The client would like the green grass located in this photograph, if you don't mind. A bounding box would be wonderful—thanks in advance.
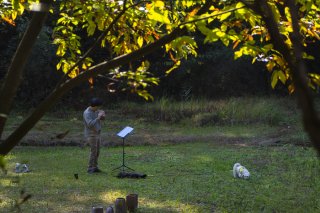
[1,96,318,212]
[1,143,320,212]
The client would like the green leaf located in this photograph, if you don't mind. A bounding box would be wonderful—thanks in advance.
[302,52,315,60]
[278,70,287,84]
[11,0,19,10]
[0,155,6,173]
[87,21,96,36]
[137,90,154,101]
[262,44,273,52]
[271,70,279,88]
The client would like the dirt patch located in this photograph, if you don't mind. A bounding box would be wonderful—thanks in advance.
[12,131,311,148]
[3,124,310,148]
[17,133,250,147]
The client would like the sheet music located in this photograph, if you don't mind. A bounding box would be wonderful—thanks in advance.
[117,126,134,138]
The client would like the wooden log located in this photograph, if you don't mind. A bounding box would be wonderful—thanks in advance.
[115,198,126,213]
[126,194,138,212]
[106,206,114,213]
[91,206,104,213]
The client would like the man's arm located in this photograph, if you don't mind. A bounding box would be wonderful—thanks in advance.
[84,111,101,128]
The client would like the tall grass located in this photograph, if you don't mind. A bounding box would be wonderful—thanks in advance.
[114,96,300,126]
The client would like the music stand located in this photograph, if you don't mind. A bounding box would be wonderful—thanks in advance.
[113,126,135,172]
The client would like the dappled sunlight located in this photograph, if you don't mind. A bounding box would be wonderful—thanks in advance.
[194,155,213,163]
[140,197,201,212]
[67,192,91,203]
[22,199,89,213]
[2,154,15,161]
[100,189,127,204]
[0,195,13,210]
[0,178,14,187]
[100,190,202,212]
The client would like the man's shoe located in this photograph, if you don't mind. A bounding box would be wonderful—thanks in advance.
[87,169,94,174]
[87,168,96,174]
[93,168,102,173]
[87,168,102,174]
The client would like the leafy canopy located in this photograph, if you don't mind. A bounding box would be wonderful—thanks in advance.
[1,0,320,98]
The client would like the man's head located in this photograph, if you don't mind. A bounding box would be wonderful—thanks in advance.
[90,97,103,111]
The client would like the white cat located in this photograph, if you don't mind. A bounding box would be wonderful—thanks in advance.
[233,163,250,179]
[15,163,30,173]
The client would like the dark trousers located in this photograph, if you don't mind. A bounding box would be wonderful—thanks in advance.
[87,136,100,170]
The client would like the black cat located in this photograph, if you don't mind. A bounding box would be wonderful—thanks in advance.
[117,171,147,179]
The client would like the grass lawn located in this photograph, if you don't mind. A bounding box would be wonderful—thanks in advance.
[1,97,320,212]
[1,142,320,212]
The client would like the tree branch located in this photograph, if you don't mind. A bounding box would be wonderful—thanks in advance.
[179,5,246,26]
[0,0,214,155]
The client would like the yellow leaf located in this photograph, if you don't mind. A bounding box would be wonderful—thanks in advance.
[154,1,165,8]
[220,12,231,21]
[147,10,170,24]
[18,3,24,14]
[288,84,295,94]
[236,2,245,9]
[137,36,143,48]
[165,44,171,52]
[284,7,291,23]
[234,50,242,59]
[311,78,320,86]
[266,61,276,72]
[11,11,17,20]
[56,44,65,56]
[216,31,226,37]
[166,60,181,75]
[68,68,79,78]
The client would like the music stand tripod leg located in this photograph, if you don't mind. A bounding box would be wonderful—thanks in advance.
[112,137,135,172]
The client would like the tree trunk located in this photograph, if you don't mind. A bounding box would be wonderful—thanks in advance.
[256,0,320,154]
[0,0,51,140]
